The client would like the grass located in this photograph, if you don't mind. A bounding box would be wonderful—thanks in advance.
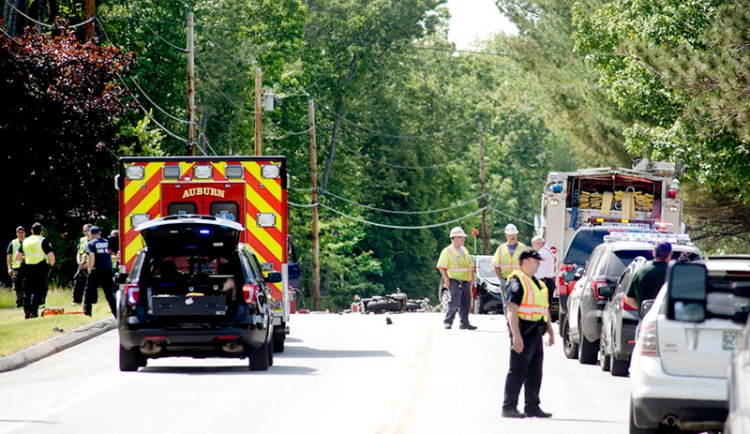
[0,287,113,357]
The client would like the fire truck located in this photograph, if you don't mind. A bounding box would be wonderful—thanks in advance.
[116,156,293,352]
[535,159,684,264]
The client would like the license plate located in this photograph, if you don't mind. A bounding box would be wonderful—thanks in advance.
[723,331,739,350]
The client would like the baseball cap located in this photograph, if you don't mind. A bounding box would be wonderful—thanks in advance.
[16,226,25,233]
[90,226,101,234]
[504,223,519,235]
[519,248,542,262]
[654,241,672,258]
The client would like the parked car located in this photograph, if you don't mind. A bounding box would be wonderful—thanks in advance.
[556,225,659,332]
[724,257,750,434]
[599,256,647,376]
[630,256,750,433]
[563,236,700,364]
[116,215,277,372]
[472,255,504,314]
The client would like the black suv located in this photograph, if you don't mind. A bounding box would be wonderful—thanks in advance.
[563,238,700,364]
[116,216,278,372]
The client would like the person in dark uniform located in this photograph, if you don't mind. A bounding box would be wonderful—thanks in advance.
[17,223,55,319]
[502,248,555,419]
[83,226,117,317]
[6,226,27,308]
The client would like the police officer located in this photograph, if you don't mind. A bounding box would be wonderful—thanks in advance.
[72,223,92,304]
[502,248,554,419]
[6,226,26,308]
[436,226,477,330]
[492,223,527,296]
[83,226,117,318]
[17,223,55,319]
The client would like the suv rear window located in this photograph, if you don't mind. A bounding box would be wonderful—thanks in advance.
[563,230,608,266]
[603,249,653,278]
[707,274,750,318]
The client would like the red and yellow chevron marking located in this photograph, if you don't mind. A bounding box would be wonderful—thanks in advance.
[242,161,287,311]
[121,161,164,269]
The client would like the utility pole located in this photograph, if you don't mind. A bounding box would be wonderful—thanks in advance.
[479,120,489,255]
[254,67,263,155]
[309,97,321,311]
[186,11,196,155]
[84,0,95,42]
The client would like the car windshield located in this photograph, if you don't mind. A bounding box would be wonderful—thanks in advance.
[605,250,653,278]
[476,258,496,278]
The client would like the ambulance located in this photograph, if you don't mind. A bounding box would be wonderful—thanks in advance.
[116,156,293,352]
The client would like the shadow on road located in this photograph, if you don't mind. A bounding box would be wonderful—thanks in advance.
[139,364,318,375]
[283,346,393,359]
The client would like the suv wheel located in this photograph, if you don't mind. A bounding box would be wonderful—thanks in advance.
[249,340,271,371]
[562,318,579,359]
[578,319,599,364]
[119,345,139,372]
[273,332,285,353]
[611,356,630,377]
[599,336,611,372]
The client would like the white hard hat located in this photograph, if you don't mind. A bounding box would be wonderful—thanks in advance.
[504,223,519,235]
[449,226,467,238]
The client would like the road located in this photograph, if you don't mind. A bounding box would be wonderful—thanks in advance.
[0,313,630,434]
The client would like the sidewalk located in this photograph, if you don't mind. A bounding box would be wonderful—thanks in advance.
[0,318,117,373]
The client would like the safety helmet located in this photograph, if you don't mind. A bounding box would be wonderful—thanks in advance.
[449,226,467,238]
[504,223,519,235]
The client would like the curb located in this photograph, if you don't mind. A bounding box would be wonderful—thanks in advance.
[0,318,117,373]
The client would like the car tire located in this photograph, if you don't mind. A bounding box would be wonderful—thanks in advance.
[630,400,659,434]
[367,299,400,314]
[273,334,285,353]
[562,318,579,359]
[611,357,630,377]
[599,337,611,372]
[249,340,271,371]
[578,319,599,365]
[268,340,274,367]
[119,345,139,372]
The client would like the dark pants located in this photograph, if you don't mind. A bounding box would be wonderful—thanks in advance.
[542,277,555,306]
[503,329,545,412]
[444,279,471,326]
[11,267,24,307]
[84,267,117,317]
[23,263,49,319]
[72,268,88,303]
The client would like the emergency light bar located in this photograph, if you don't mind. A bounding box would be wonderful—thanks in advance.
[603,232,692,245]
[125,166,145,180]
[261,164,281,179]
[225,165,244,179]
[194,165,213,179]
[163,165,181,179]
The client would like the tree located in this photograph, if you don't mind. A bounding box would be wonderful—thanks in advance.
[0,27,133,279]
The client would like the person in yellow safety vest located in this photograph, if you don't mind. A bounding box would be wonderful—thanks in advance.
[6,226,27,308]
[501,248,555,419]
[72,223,92,304]
[492,223,527,300]
[436,226,477,330]
[16,222,55,319]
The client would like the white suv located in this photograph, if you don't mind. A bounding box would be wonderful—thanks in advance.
[629,256,750,433]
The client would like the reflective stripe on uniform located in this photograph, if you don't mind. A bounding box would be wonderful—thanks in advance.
[442,245,472,281]
[22,235,46,265]
[509,269,549,322]
[10,239,22,268]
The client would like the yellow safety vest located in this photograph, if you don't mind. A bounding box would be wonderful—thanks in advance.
[493,242,526,278]
[10,238,22,268]
[77,236,89,265]
[22,235,47,265]
[438,245,473,282]
[508,269,549,322]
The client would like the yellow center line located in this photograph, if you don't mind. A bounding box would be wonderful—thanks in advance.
[381,318,437,434]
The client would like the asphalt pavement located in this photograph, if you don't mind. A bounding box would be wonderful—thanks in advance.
[0,318,116,373]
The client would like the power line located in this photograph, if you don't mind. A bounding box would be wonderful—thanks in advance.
[337,144,470,170]
[126,6,188,52]
[319,203,486,230]
[289,200,319,208]
[0,26,22,45]
[195,56,254,114]
[96,17,188,144]
[322,191,485,215]
[2,0,96,30]
[487,204,534,227]
[130,76,194,125]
